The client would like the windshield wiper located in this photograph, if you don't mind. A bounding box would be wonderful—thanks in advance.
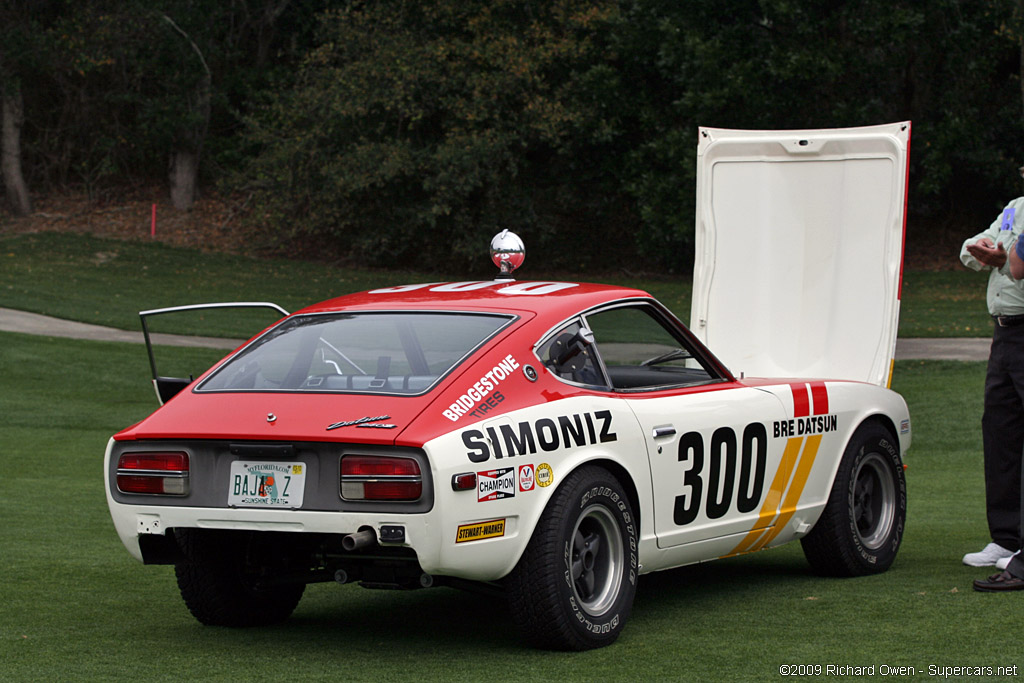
[640,348,692,367]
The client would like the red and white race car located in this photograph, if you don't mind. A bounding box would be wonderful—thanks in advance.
[105,123,912,650]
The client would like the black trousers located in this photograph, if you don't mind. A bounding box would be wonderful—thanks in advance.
[982,323,1024,551]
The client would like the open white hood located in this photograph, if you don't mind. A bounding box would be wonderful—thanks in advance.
[690,122,910,387]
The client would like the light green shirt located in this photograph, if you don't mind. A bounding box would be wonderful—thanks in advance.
[960,196,1024,316]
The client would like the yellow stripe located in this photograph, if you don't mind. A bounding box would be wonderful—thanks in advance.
[750,434,823,551]
[725,436,803,556]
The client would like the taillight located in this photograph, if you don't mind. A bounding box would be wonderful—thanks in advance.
[341,455,422,501]
[116,452,190,496]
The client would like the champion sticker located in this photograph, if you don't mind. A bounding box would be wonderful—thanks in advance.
[456,518,506,543]
[518,464,535,492]
[478,467,516,502]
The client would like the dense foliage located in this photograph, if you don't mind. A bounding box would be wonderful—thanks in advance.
[3,0,1024,272]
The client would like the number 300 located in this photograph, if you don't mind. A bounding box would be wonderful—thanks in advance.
[673,423,767,526]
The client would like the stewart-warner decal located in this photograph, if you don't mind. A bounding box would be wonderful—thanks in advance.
[326,415,397,431]
[462,410,617,463]
[443,354,519,422]
[455,518,506,543]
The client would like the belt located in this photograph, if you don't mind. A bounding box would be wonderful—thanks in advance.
[994,314,1024,327]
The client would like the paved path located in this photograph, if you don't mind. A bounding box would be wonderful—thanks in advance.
[0,307,240,349]
[0,307,990,360]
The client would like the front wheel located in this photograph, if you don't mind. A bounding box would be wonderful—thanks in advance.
[506,466,639,650]
[800,422,906,576]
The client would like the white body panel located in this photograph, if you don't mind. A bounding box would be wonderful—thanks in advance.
[691,122,910,387]
[107,380,910,580]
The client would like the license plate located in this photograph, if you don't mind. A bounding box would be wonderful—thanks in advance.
[228,461,306,508]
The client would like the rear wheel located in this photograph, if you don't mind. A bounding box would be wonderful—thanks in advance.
[800,422,906,576]
[174,529,306,626]
[506,466,638,650]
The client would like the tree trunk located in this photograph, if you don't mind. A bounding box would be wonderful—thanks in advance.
[163,14,212,211]
[1,88,32,216]
[169,148,201,210]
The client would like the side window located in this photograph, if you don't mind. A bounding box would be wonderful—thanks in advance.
[537,320,607,388]
[585,305,717,390]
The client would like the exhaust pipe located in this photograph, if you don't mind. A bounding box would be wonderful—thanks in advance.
[342,528,377,551]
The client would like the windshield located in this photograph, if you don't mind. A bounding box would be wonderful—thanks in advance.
[197,311,514,395]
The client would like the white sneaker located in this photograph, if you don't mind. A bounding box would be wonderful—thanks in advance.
[963,542,1016,567]
[996,550,1021,570]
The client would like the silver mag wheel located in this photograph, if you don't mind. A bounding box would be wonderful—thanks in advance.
[800,422,906,576]
[852,452,897,550]
[506,465,639,651]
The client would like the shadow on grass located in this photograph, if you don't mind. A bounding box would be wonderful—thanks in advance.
[147,549,821,654]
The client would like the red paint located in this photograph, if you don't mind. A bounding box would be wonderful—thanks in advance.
[791,383,810,417]
[810,381,829,415]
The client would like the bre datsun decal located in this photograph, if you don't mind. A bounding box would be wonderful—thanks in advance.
[463,410,617,463]
[443,354,519,422]
[772,414,838,438]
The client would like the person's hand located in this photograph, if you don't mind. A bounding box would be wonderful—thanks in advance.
[966,237,1007,268]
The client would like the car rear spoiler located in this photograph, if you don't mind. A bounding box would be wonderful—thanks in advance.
[139,302,289,404]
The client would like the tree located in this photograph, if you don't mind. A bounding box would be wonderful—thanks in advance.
[0,3,41,216]
[239,0,627,271]
[161,13,212,210]
[1,88,32,216]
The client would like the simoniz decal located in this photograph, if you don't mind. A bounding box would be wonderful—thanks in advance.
[443,354,519,422]
[463,410,617,463]
[726,381,836,557]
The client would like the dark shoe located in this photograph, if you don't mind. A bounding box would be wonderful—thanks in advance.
[973,570,1024,592]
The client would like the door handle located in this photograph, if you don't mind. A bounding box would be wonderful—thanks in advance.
[653,426,676,439]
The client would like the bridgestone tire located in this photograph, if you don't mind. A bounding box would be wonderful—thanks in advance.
[800,422,906,576]
[174,529,305,627]
[506,466,639,650]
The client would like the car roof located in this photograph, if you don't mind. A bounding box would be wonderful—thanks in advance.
[294,280,655,323]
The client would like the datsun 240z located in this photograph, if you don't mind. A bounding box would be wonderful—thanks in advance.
[105,123,912,650]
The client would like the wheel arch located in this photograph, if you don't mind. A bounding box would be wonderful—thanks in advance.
[858,413,903,459]
[563,456,642,531]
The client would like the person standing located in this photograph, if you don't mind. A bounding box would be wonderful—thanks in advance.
[974,223,1024,589]
[960,196,1024,571]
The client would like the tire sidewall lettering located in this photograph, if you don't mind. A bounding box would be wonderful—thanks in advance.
[559,475,638,637]
[845,435,904,565]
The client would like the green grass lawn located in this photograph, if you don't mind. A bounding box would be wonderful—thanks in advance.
[1,330,1021,681]
[0,231,994,338]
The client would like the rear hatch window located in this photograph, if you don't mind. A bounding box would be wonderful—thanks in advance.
[197,311,514,395]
